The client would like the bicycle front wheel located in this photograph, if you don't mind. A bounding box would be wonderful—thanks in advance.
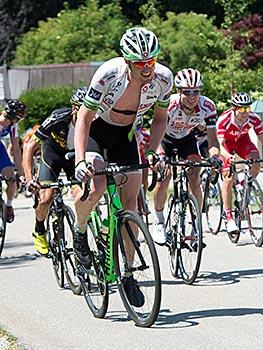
[178,193,203,285]
[47,213,64,288]
[80,219,109,318]
[245,179,263,247]
[167,194,179,278]
[204,179,223,235]
[63,205,82,295]
[0,199,7,256]
[115,210,161,328]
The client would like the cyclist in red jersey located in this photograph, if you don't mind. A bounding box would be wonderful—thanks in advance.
[216,92,263,235]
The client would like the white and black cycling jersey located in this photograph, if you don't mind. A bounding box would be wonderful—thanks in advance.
[83,57,173,128]
[34,107,74,151]
[166,94,217,139]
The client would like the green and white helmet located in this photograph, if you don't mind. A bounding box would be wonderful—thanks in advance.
[120,27,160,61]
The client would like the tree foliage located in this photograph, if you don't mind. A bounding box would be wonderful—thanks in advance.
[14,0,129,65]
[0,0,86,65]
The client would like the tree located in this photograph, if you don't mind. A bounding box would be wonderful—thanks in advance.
[14,0,130,65]
[0,0,86,65]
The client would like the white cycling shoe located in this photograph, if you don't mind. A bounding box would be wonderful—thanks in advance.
[151,223,167,245]
[226,219,239,234]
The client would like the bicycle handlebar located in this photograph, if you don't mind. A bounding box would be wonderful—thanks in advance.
[228,158,263,177]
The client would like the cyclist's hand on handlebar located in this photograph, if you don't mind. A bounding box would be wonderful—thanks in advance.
[209,155,223,170]
[75,160,94,182]
[145,150,159,170]
[26,179,41,194]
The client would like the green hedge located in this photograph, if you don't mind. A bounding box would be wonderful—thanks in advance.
[19,85,76,132]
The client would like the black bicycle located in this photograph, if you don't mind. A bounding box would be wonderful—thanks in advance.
[201,167,223,235]
[165,150,211,284]
[34,179,82,294]
[227,158,263,246]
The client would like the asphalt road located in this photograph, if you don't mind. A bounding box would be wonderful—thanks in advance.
[0,191,262,350]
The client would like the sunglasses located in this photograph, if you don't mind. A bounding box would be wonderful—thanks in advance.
[132,57,157,69]
[182,89,200,96]
[235,106,251,113]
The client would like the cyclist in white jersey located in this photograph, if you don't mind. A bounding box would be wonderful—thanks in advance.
[0,100,26,223]
[152,68,220,245]
[73,27,173,307]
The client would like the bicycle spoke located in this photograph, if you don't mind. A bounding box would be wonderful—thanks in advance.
[80,221,108,318]
[245,179,263,247]
[116,210,161,328]
[178,194,203,284]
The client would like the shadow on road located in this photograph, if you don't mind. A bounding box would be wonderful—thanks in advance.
[161,268,263,287]
[155,307,263,328]
[0,252,39,269]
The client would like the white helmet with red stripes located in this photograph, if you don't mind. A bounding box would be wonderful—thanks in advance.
[175,68,203,88]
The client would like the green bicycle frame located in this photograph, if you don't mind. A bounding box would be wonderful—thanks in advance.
[89,176,123,283]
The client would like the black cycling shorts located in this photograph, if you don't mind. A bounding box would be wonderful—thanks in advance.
[38,140,74,182]
[162,132,200,160]
[88,117,139,166]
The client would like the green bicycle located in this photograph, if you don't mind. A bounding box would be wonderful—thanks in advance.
[76,162,161,328]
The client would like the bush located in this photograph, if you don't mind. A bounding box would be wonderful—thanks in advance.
[19,85,75,132]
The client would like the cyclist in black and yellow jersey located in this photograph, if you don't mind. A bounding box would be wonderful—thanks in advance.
[23,87,88,255]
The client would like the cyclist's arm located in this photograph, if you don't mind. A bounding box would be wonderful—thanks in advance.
[149,106,168,152]
[218,137,233,159]
[74,105,97,165]
[10,136,23,176]
[22,136,41,181]
[207,127,220,156]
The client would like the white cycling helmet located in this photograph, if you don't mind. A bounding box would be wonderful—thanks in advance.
[175,68,204,88]
[230,92,253,106]
[120,27,160,61]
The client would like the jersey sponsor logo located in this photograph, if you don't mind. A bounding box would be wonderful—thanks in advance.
[102,97,114,107]
[229,130,240,136]
[203,100,215,112]
[88,87,102,101]
[138,102,153,111]
[146,95,157,100]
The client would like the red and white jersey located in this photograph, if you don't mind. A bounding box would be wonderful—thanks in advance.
[166,94,217,139]
[216,109,263,142]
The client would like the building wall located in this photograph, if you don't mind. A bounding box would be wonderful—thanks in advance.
[6,62,103,99]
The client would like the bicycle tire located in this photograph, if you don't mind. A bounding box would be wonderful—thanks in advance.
[227,188,241,244]
[0,199,7,256]
[204,179,223,235]
[177,193,203,285]
[80,220,109,318]
[137,187,150,228]
[115,210,161,327]
[166,194,179,278]
[245,179,263,247]
[47,212,64,288]
[63,205,82,295]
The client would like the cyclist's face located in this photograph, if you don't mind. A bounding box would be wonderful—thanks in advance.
[180,88,200,110]
[234,106,251,121]
[128,58,156,83]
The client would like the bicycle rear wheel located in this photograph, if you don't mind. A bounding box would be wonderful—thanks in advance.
[63,205,82,295]
[245,179,263,247]
[47,213,64,288]
[166,194,179,278]
[115,210,161,327]
[79,219,109,318]
[204,179,223,235]
[178,193,203,285]
[0,199,7,256]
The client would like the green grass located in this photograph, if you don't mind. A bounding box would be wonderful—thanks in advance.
[0,328,24,350]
